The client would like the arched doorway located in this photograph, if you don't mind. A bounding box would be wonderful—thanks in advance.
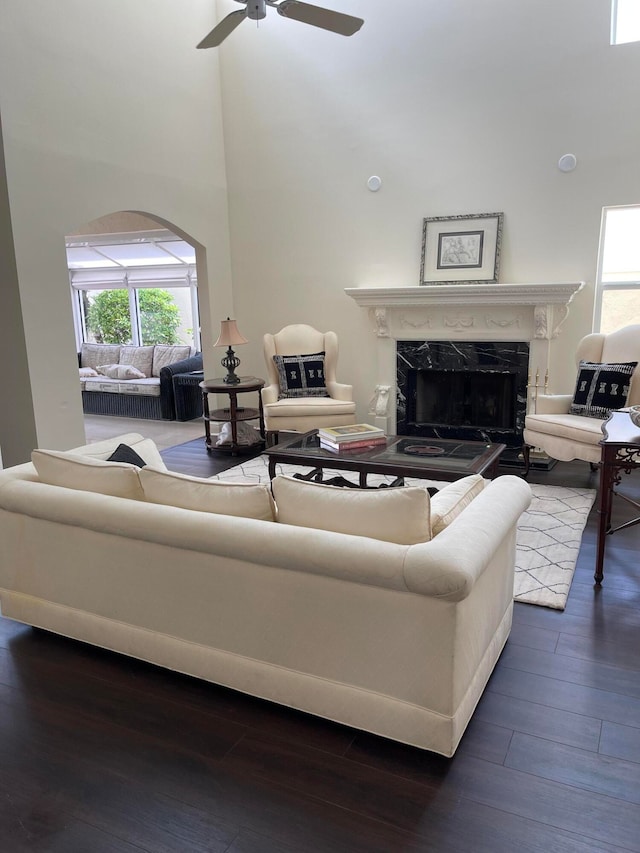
[66,212,207,446]
[66,212,201,353]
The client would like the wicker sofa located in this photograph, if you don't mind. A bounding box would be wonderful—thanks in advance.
[78,343,203,421]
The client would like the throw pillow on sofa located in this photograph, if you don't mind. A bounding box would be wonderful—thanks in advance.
[139,468,276,521]
[97,363,146,381]
[69,434,167,471]
[32,449,144,500]
[106,443,148,467]
[79,367,98,378]
[272,475,432,544]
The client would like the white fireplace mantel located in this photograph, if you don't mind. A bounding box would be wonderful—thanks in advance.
[345,282,584,339]
[344,281,585,430]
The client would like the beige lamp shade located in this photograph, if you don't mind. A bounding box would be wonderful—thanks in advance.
[214,318,248,384]
[214,318,248,348]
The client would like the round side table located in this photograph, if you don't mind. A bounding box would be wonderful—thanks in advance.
[200,376,265,455]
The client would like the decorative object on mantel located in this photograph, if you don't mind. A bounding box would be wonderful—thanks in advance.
[214,317,248,385]
[420,212,504,286]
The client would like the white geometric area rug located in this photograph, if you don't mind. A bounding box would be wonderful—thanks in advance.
[513,484,596,610]
[212,456,596,611]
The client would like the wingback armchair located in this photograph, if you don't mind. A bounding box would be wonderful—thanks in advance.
[523,324,640,474]
[261,324,357,443]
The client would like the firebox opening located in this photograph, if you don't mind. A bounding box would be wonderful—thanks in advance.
[408,369,517,430]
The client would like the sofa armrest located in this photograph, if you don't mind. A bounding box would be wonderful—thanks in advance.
[403,476,532,601]
[326,380,353,401]
[534,394,573,415]
[158,353,203,419]
[159,353,203,378]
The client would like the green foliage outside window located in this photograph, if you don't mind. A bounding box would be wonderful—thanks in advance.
[86,289,181,345]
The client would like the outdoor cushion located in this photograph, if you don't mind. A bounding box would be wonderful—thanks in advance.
[119,345,155,377]
[80,343,121,371]
[97,364,146,380]
[152,345,191,377]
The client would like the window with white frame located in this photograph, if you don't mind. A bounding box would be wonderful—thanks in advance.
[611,0,640,45]
[68,231,200,351]
[595,206,640,333]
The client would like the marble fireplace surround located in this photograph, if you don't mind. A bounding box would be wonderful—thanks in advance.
[345,282,585,436]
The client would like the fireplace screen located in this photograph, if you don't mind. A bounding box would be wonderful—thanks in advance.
[396,340,529,453]
[411,369,516,430]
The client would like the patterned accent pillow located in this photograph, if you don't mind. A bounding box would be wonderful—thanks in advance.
[273,352,329,399]
[569,361,637,418]
[97,363,146,380]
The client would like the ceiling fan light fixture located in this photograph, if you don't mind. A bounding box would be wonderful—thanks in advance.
[197,0,364,48]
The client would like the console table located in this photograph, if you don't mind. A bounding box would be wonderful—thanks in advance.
[595,410,640,584]
[200,377,265,455]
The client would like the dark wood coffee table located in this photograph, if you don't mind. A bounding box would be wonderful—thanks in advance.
[264,431,505,488]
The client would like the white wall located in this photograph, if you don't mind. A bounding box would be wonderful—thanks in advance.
[0,0,234,457]
[219,0,640,411]
[1,0,639,458]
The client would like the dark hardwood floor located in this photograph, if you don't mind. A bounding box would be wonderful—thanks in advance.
[1,440,639,852]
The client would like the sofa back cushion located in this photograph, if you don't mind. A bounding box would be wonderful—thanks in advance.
[272,475,432,544]
[120,345,155,377]
[429,474,486,535]
[139,467,276,521]
[151,345,192,377]
[80,343,121,371]
[32,449,144,500]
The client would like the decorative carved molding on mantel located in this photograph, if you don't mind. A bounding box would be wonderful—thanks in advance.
[345,282,585,432]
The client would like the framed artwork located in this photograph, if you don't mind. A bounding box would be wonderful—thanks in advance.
[420,212,504,285]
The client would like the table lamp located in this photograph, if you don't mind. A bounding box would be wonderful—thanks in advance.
[214,317,248,384]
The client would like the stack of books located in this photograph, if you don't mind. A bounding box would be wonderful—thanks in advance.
[318,423,386,453]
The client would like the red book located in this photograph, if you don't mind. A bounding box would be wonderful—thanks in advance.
[320,437,387,452]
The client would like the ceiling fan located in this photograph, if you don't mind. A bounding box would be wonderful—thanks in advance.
[197,0,364,48]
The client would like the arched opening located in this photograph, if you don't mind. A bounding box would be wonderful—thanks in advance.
[66,212,207,443]
[66,212,201,352]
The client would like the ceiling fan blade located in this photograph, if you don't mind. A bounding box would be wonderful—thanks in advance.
[197,9,248,48]
[276,1,363,36]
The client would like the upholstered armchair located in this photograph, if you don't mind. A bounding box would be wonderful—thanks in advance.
[523,324,640,474]
[261,324,357,443]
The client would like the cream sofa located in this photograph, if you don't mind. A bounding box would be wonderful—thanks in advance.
[0,434,531,757]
